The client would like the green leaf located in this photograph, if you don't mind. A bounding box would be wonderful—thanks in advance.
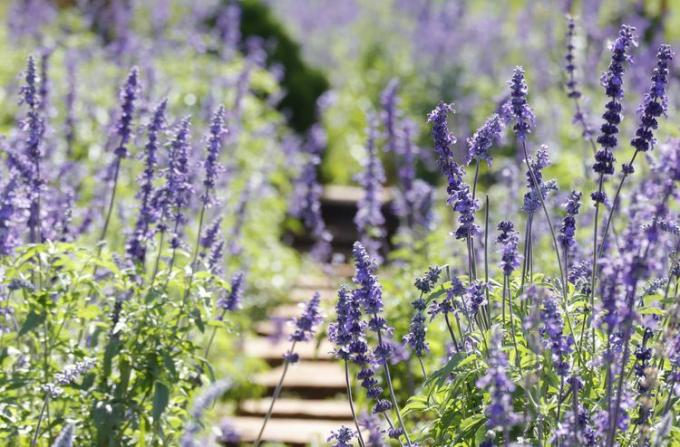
[19,310,45,336]
[152,381,170,426]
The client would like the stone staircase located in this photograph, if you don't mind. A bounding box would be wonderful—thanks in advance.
[221,186,397,445]
[224,265,356,446]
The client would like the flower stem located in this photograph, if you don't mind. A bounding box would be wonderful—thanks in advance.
[254,340,297,447]
[344,360,366,447]
[375,316,412,446]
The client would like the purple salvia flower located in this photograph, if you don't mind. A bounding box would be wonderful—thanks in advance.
[329,286,358,359]
[591,25,637,202]
[352,241,384,317]
[467,113,504,166]
[290,292,323,343]
[167,118,193,249]
[403,297,429,357]
[414,265,442,293]
[355,120,385,261]
[496,221,521,275]
[208,241,224,276]
[629,44,673,156]
[427,102,456,166]
[200,219,221,253]
[380,79,400,154]
[201,106,227,206]
[558,190,581,253]
[217,271,245,312]
[114,67,138,159]
[506,66,535,138]
[327,426,355,447]
[427,102,479,239]
[52,422,75,447]
[522,145,557,214]
[126,99,167,265]
[477,329,519,436]
[466,281,486,316]
[540,292,573,376]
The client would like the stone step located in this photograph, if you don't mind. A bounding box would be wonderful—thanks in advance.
[238,398,352,420]
[243,337,334,363]
[223,416,354,446]
[254,361,347,398]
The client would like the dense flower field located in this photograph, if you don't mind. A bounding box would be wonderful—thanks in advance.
[1,1,680,446]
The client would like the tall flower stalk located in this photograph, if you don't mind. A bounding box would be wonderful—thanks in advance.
[352,242,412,446]
[582,25,636,352]
[175,106,226,330]
[100,67,138,245]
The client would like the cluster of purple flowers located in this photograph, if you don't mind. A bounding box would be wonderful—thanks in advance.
[477,330,519,443]
[558,190,582,254]
[496,221,521,276]
[591,24,636,196]
[521,145,557,214]
[427,103,479,240]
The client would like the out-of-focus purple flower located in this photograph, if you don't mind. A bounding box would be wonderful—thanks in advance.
[52,423,75,447]
[201,106,227,206]
[477,329,519,434]
[565,16,581,100]
[127,99,167,265]
[200,219,221,253]
[540,292,573,376]
[355,120,385,261]
[216,3,242,57]
[522,145,557,214]
[506,66,535,138]
[290,292,323,343]
[208,241,224,276]
[629,44,673,155]
[497,221,521,275]
[327,426,355,447]
[38,49,51,115]
[591,25,636,202]
[289,125,332,261]
[558,190,581,254]
[64,50,77,157]
[20,56,45,244]
[0,176,19,256]
[113,68,138,159]
[358,412,387,447]
[380,79,400,154]
[564,16,595,141]
[217,419,241,445]
[467,113,504,166]
[217,271,245,312]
